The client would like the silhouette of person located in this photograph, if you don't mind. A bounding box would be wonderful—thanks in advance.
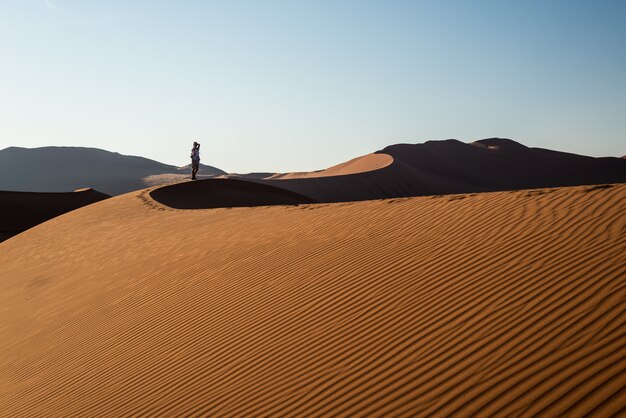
[190,141,200,180]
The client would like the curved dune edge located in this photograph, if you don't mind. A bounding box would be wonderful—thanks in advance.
[0,184,625,416]
[268,153,394,179]
[149,177,316,209]
[203,139,626,206]
[249,139,626,205]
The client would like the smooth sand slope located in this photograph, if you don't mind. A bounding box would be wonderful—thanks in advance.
[244,139,626,203]
[267,153,394,179]
[0,188,109,243]
[0,184,625,416]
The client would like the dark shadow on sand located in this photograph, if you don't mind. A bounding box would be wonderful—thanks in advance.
[0,188,110,243]
[149,178,317,209]
[150,138,626,210]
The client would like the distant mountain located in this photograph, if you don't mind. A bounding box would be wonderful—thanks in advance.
[0,146,226,195]
[243,138,626,203]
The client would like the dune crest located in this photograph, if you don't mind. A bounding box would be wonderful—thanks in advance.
[242,138,626,204]
[268,153,393,179]
[0,184,625,416]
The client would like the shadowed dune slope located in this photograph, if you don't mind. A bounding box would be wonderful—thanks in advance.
[386,138,626,191]
[249,139,626,203]
[0,184,625,416]
[150,178,316,209]
[0,188,109,242]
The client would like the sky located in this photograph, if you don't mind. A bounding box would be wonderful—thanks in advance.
[1,0,625,172]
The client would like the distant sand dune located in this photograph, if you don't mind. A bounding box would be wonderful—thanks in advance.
[0,183,624,416]
[268,153,394,179]
[243,139,626,203]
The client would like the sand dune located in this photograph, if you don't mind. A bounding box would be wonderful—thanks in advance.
[0,188,109,242]
[268,153,393,179]
[4,140,623,201]
[1,183,624,416]
[242,139,626,203]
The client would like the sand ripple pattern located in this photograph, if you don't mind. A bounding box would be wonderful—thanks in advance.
[0,184,625,417]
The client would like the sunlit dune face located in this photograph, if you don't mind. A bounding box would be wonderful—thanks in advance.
[0,184,624,416]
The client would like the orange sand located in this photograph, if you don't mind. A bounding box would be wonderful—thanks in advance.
[268,153,393,179]
[0,184,625,416]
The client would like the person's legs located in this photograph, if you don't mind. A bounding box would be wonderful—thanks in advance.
[192,161,199,179]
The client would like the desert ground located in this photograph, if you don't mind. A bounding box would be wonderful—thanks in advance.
[1,178,624,416]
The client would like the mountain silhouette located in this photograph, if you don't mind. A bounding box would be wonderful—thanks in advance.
[0,146,225,195]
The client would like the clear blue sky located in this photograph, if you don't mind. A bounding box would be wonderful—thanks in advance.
[1,1,625,172]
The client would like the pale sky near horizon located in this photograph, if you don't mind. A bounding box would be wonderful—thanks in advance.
[1,1,625,172]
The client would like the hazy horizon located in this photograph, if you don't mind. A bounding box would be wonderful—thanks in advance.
[1,1,625,172]
[1,136,624,174]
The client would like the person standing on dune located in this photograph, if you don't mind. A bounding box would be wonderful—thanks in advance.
[190,141,200,180]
